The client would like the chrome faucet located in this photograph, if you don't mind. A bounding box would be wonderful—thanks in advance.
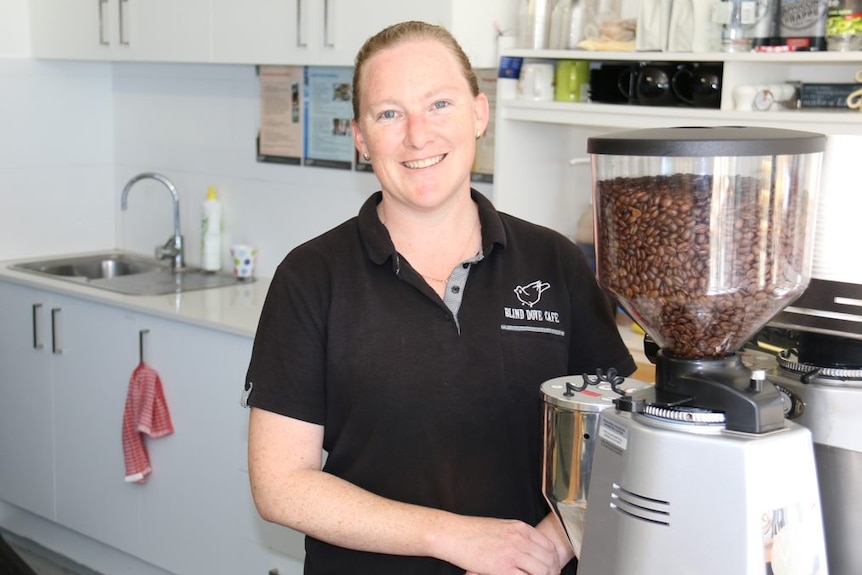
[121,172,185,270]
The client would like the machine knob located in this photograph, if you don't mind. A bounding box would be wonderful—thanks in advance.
[774,384,805,419]
[749,369,766,392]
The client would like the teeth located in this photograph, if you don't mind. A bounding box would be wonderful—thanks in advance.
[403,155,444,169]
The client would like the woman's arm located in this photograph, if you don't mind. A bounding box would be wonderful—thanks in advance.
[248,407,562,575]
[536,512,576,565]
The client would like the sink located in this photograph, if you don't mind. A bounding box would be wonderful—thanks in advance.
[15,253,167,280]
[10,252,249,296]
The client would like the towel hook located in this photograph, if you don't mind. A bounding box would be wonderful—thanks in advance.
[139,329,149,365]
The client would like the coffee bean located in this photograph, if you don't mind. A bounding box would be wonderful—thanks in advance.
[596,174,810,359]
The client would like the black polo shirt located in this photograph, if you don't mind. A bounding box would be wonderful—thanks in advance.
[245,190,635,575]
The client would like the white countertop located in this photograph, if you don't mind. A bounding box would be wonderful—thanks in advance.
[0,252,271,339]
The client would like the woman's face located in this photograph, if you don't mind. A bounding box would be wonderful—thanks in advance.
[353,38,489,213]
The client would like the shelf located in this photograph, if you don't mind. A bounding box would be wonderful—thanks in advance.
[491,46,862,237]
[498,100,862,134]
[501,49,862,64]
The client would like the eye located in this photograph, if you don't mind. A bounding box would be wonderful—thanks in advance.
[379,109,397,120]
[433,100,450,110]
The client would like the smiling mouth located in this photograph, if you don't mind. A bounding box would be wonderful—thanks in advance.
[403,154,446,169]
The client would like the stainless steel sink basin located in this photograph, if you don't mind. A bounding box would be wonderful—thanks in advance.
[15,253,167,280]
[10,252,249,296]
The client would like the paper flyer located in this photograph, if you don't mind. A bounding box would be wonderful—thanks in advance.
[303,66,355,170]
[257,65,304,165]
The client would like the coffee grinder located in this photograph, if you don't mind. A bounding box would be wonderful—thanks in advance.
[543,127,829,575]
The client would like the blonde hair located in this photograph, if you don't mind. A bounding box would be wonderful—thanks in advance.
[352,20,479,121]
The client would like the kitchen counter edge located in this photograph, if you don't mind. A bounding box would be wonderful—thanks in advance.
[0,257,270,339]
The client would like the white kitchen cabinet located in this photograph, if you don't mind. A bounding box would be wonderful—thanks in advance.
[51,296,142,555]
[0,0,30,57]
[0,281,56,521]
[0,279,142,551]
[209,0,299,65]
[27,0,515,66]
[0,281,148,557]
[28,0,112,60]
[29,0,211,62]
[492,49,862,240]
[0,276,304,574]
[133,310,305,574]
[210,0,516,68]
[134,313,298,574]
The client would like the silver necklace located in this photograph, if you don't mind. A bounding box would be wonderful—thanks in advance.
[416,218,480,285]
[420,273,448,284]
[382,212,480,286]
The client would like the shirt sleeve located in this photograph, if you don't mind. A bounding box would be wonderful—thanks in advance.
[244,250,329,425]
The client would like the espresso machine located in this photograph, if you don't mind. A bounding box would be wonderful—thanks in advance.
[758,133,862,575]
[543,127,829,575]
[758,328,862,575]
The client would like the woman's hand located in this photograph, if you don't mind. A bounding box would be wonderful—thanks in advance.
[433,515,562,575]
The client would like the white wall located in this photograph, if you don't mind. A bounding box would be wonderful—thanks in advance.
[0,58,116,260]
[111,62,377,278]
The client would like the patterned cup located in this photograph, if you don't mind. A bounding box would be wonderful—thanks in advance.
[230,245,258,279]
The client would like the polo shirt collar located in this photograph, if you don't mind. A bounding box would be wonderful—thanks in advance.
[358,190,507,268]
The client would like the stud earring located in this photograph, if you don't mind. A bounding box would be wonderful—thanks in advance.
[476,131,482,140]
[363,152,371,161]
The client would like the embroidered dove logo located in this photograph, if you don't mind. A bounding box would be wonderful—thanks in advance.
[514,281,551,308]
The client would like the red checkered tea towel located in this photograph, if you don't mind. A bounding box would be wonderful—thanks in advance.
[122,362,174,484]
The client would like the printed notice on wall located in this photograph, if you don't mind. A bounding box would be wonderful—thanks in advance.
[472,68,497,184]
[304,66,355,170]
[257,65,304,165]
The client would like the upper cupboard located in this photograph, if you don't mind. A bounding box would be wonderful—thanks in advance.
[27,0,517,68]
[29,0,212,62]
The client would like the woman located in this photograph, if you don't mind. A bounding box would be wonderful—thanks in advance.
[244,21,635,575]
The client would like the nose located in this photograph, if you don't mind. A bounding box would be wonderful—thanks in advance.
[404,113,431,149]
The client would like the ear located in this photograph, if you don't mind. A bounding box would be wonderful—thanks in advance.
[352,120,368,158]
[474,93,490,138]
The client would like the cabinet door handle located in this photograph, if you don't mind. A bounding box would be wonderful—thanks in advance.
[32,303,43,349]
[323,0,335,48]
[51,307,62,355]
[139,329,149,365]
[296,0,308,48]
[98,0,110,45]
[119,0,130,46]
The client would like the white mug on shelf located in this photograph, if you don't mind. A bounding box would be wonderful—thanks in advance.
[733,83,798,111]
[518,61,555,101]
